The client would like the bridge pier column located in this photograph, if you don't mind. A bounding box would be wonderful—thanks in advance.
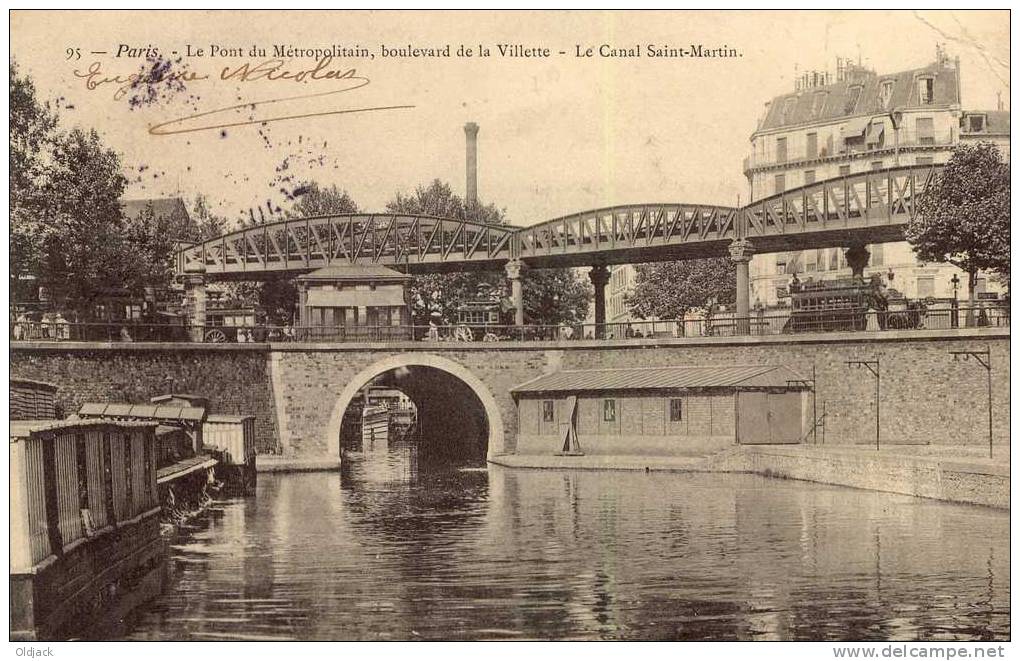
[505,259,526,326]
[182,263,207,343]
[588,265,610,339]
[844,243,871,280]
[729,240,754,335]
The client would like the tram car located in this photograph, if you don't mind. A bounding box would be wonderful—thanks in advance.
[201,304,264,343]
[454,283,513,341]
[782,275,931,333]
[783,276,887,333]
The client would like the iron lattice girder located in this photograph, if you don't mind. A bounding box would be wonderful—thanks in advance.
[741,164,937,241]
[176,164,941,278]
[177,213,519,275]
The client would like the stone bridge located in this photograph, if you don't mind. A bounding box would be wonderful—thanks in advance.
[11,327,1009,465]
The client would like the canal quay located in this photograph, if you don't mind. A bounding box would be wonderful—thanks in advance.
[9,10,1011,644]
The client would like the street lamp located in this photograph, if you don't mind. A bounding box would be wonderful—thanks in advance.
[847,358,880,450]
[950,274,960,328]
[948,347,993,459]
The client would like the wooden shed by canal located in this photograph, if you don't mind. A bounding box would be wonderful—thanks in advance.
[10,419,166,640]
[510,365,811,457]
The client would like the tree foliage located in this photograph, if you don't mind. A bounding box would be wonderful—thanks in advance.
[285,182,360,219]
[625,258,736,319]
[10,63,146,315]
[386,179,591,325]
[907,142,1010,296]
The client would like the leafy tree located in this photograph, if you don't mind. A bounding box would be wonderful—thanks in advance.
[625,258,736,320]
[121,203,177,294]
[10,61,59,289]
[37,127,131,314]
[10,63,186,317]
[285,182,360,219]
[188,193,229,242]
[386,179,591,325]
[907,142,1010,313]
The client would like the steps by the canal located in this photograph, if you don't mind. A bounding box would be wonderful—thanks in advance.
[488,444,1008,510]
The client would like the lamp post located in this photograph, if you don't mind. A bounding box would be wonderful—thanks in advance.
[950,274,960,329]
[847,358,880,450]
[948,347,993,459]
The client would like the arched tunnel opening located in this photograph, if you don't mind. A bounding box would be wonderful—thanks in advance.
[339,365,490,467]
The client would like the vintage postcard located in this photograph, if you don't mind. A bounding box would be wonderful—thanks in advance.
[8,8,1010,651]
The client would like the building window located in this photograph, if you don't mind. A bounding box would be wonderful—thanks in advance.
[542,400,555,423]
[879,80,895,109]
[845,85,863,114]
[839,164,851,176]
[805,249,818,272]
[871,161,884,171]
[870,244,884,267]
[818,249,828,271]
[967,114,986,133]
[917,76,934,105]
[776,136,787,163]
[916,276,935,298]
[602,399,616,422]
[774,173,786,194]
[915,117,935,145]
[804,170,815,185]
[669,398,683,422]
[829,248,840,271]
[806,132,818,159]
[916,156,934,166]
[776,260,786,275]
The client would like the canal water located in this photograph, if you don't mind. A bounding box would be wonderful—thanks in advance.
[117,446,1009,641]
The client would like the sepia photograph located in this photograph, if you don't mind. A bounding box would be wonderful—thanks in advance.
[7,7,1011,652]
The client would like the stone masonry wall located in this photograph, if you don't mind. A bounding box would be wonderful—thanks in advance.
[10,329,1009,460]
[9,345,281,454]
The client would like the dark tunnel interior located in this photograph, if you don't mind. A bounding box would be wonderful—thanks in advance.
[339,365,489,465]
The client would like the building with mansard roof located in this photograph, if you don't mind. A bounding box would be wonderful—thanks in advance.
[744,48,1009,308]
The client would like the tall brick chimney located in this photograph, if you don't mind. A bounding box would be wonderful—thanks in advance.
[464,122,479,208]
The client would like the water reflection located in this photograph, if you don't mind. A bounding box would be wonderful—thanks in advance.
[118,446,1009,641]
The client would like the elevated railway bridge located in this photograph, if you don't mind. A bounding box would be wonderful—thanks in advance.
[176,164,941,331]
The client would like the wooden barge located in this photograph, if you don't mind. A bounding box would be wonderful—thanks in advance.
[10,419,167,640]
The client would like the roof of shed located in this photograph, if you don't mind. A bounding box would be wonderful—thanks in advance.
[297,264,410,281]
[11,418,158,440]
[511,365,809,394]
[78,402,206,422]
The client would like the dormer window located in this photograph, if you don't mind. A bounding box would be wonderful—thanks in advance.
[966,114,986,133]
[783,97,797,120]
[811,92,828,118]
[845,85,863,114]
[879,80,895,109]
[917,76,935,105]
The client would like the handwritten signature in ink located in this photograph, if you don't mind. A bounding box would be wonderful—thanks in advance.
[73,57,416,135]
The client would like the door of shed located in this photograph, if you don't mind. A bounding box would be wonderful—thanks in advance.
[737,391,802,445]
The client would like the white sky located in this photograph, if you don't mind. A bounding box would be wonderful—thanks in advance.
[10,10,1010,228]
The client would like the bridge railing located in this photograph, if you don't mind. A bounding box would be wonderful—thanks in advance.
[9,306,1009,344]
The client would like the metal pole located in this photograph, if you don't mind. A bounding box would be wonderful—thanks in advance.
[822,401,827,445]
[875,358,881,451]
[812,364,818,445]
[987,355,993,459]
